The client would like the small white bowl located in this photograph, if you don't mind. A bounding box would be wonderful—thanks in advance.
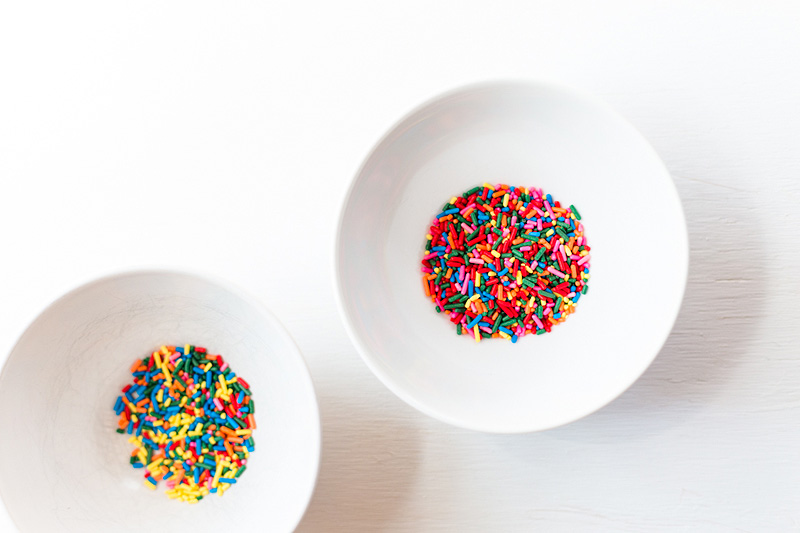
[0,271,320,532]
[335,80,688,433]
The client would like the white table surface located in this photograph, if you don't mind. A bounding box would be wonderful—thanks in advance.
[1,2,799,531]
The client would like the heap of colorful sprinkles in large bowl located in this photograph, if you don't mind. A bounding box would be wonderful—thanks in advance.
[114,344,256,503]
[421,183,591,342]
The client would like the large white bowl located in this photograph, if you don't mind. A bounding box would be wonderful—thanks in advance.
[335,81,688,433]
[0,271,320,532]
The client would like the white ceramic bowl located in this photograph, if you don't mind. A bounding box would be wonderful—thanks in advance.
[335,81,688,433]
[0,271,320,532]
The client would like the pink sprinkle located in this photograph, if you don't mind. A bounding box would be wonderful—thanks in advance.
[577,254,591,266]
[519,246,531,251]
[423,252,438,260]
[220,362,228,372]
[213,398,223,411]
[532,315,544,329]
[547,266,567,278]
[469,258,484,264]
[421,267,433,273]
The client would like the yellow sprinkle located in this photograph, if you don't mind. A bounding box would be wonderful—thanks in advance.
[474,326,481,342]
[491,250,501,258]
[153,351,162,367]
[516,271,522,285]
[503,194,509,207]
[483,182,495,190]
[212,462,224,488]
[426,234,432,240]
[450,196,458,204]
[235,429,252,436]
[157,389,163,403]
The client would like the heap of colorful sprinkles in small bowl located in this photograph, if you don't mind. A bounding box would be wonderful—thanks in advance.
[114,345,256,503]
[421,183,591,342]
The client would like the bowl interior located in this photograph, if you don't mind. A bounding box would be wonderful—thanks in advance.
[336,82,688,432]
[0,271,319,532]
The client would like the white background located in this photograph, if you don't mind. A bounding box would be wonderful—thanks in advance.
[1,2,799,531]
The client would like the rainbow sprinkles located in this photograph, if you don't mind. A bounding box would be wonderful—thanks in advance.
[420,183,591,342]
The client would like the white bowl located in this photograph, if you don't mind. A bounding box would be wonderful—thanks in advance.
[0,271,320,532]
[335,80,688,433]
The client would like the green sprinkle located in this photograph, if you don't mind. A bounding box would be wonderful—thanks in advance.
[569,204,582,220]
[456,324,462,335]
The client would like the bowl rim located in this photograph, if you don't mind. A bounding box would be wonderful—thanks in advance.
[0,268,321,532]
[333,78,689,434]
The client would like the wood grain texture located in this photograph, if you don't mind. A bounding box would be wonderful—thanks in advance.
[1,1,799,531]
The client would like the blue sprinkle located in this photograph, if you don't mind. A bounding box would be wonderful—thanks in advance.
[499,327,513,335]
[127,420,134,434]
[163,471,173,480]
[511,335,518,343]
[132,463,144,469]
[467,314,484,329]
[218,478,237,484]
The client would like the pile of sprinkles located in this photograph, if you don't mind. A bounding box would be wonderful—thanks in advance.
[421,183,591,342]
[114,345,256,503]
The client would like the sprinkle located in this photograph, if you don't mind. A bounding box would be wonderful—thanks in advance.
[114,345,256,502]
[420,184,590,340]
